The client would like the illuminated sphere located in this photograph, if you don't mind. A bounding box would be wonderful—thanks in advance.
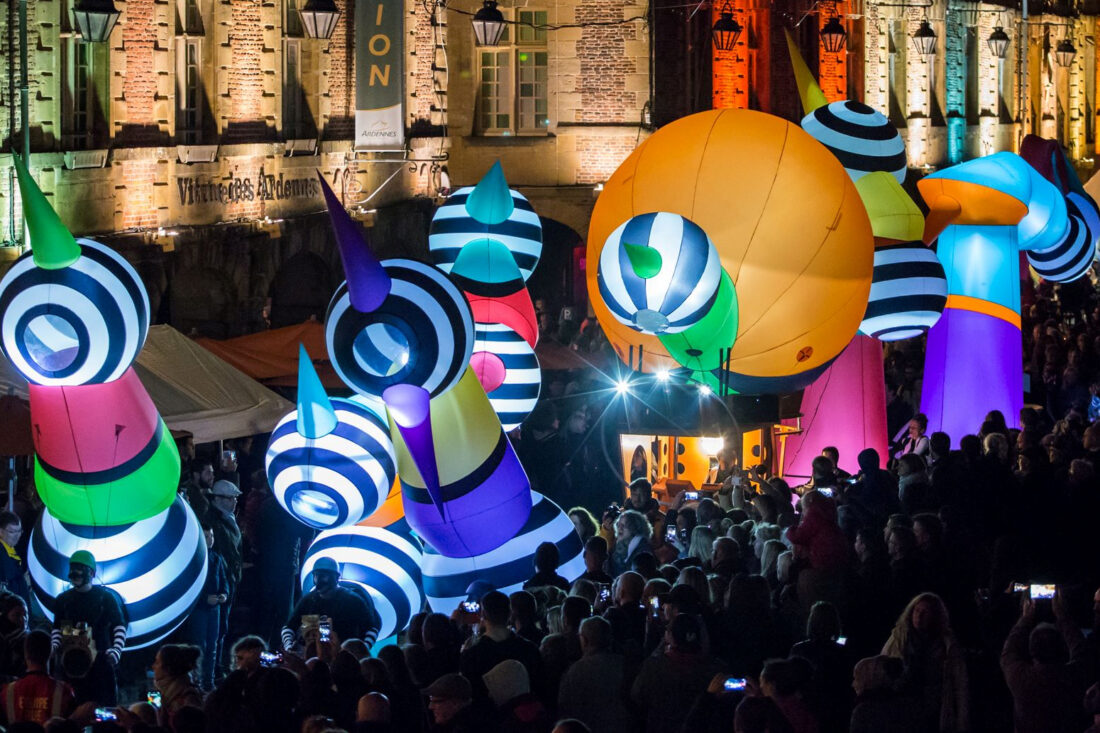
[29,496,207,650]
[1026,194,1096,283]
[301,525,424,640]
[0,238,150,386]
[429,187,543,281]
[471,323,541,431]
[326,259,474,399]
[596,212,722,334]
[421,491,584,612]
[800,101,907,184]
[265,396,397,530]
[859,242,948,341]
[588,109,874,390]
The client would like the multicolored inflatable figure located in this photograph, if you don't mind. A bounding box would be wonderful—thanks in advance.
[0,157,201,654]
[587,106,874,393]
[919,153,1068,440]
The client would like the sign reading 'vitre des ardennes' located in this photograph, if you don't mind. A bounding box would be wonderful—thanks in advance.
[355,0,404,150]
[176,170,322,206]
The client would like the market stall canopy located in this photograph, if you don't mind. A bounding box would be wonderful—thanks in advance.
[0,325,292,446]
[196,321,343,388]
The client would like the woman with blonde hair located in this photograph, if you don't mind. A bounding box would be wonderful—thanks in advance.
[881,593,969,732]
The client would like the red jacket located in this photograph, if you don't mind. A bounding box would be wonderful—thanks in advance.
[786,498,850,570]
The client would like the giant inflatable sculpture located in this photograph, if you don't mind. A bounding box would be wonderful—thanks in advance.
[270,164,582,637]
[919,151,1090,439]
[0,157,205,650]
[780,36,945,477]
[586,106,875,393]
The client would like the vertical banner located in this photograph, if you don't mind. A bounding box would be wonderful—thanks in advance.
[355,0,405,149]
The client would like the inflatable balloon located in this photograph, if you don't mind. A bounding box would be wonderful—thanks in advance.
[266,394,396,530]
[471,323,541,431]
[356,479,410,535]
[29,496,207,650]
[301,525,424,641]
[326,259,474,399]
[587,109,874,389]
[800,101,907,184]
[0,239,150,387]
[597,212,722,335]
[29,368,180,526]
[429,165,543,281]
[859,243,947,341]
[421,491,583,612]
[387,367,532,558]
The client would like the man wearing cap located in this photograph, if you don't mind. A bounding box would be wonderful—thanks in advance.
[205,478,243,681]
[425,673,479,732]
[281,557,380,651]
[50,551,126,706]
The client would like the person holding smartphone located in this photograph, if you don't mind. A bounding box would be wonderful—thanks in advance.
[281,557,381,653]
[1001,586,1088,733]
[150,644,204,729]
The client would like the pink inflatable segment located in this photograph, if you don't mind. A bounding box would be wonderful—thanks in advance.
[782,335,888,480]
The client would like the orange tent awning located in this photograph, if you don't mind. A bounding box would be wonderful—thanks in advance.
[195,321,344,388]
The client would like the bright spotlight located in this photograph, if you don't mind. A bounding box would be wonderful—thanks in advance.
[655,369,670,382]
[698,383,712,396]
[699,436,724,455]
[615,379,632,394]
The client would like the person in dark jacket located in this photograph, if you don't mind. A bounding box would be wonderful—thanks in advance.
[188,525,230,691]
[282,557,381,651]
[0,513,29,606]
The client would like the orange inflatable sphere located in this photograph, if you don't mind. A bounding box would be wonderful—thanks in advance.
[587,109,874,389]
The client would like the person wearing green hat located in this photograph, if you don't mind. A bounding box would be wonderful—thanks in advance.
[49,550,126,706]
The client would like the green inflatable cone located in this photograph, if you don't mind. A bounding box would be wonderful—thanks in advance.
[13,155,80,270]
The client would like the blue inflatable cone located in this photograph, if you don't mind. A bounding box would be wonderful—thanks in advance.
[296,344,338,439]
[464,161,514,226]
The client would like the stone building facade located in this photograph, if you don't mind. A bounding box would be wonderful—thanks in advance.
[0,0,650,336]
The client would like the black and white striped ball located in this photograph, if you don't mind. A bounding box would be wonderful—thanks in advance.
[265,396,397,530]
[421,491,584,612]
[429,187,543,281]
[801,101,907,184]
[597,212,722,335]
[471,323,541,431]
[1027,194,1096,283]
[0,238,150,386]
[28,496,207,650]
[859,242,948,341]
[326,259,474,399]
[301,525,424,640]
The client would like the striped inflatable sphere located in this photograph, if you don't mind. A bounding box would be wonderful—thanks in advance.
[860,242,947,341]
[472,323,541,431]
[28,496,207,650]
[0,238,150,386]
[1027,194,1096,283]
[801,101,907,184]
[421,491,584,612]
[266,396,397,530]
[597,212,722,335]
[429,187,543,281]
[301,525,424,641]
[326,259,474,399]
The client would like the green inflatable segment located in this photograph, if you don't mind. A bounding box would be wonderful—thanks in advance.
[623,242,663,279]
[659,269,739,374]
[12,154,80,270]
[35,420,181,526]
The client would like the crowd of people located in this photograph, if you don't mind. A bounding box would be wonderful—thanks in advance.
[0,282,1098,732]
